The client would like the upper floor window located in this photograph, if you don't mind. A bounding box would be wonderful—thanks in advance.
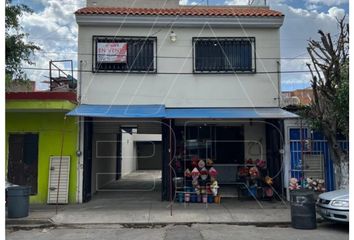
[193,37,255,73]
[93,36,157,73]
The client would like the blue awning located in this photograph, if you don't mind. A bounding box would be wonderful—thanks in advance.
[165,107,298,119]
[67,104,165,118]
[67,105,298,119]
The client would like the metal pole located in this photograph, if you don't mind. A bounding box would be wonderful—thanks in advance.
[71,60,74,84]
[169,119,173,216]
[300,119,304,184]
[49,60,52,91]
[56,116,67,214]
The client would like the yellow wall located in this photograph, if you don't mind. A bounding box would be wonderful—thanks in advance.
[6,112,78,204]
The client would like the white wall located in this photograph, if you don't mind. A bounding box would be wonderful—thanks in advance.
[121,131,163,176]
[91,133,117,194]
[244,121,267,161]
[78,26,281,108]
[121,130,136,176]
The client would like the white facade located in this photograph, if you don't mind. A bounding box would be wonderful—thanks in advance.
[76,11,283,108]
[75,4,286,201]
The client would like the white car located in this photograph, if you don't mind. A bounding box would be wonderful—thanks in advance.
[317,189,349,223]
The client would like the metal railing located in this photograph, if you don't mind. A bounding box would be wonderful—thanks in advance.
[289,139,348,191]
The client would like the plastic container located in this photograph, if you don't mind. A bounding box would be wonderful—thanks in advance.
[177,192,184,202]
[207,195,214,203]
[246,186,257,197]
[190,194,197,203]
[6,186,31,218]
[290,189,317,229]
[185,193,190,202]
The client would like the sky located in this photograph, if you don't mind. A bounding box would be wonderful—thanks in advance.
[12,0,349,91]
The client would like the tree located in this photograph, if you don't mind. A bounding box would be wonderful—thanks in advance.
[305,17,349,189]
[5,0,40,79]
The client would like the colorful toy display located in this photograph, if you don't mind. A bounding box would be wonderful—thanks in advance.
[289,177,326,192]
[191,156,199,168]
[184,169,191,178]
[208,167,218,178]
[249,166,260,179]
[200,167,208,180]
[191,167,200,179]
[289,178,300,190]
[306,178,326,192]
[175,155,220,204]
[210,180,219,196]
[256,159,266,169]
[198,159,206,168]
[238,167,249,177]
[206,158,213,166]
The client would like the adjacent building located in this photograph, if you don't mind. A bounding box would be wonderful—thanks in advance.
[6,92,79,204]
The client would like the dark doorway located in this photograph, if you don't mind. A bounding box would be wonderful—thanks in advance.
[137,142,162,170]
[214,126,244,164]
[116,133,122,180]
[7,133,39,195]
[83,117,93,202]
[266,119,284,196]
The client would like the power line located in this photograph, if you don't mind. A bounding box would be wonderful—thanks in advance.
[32,50,313,60]
[9,66,312,74]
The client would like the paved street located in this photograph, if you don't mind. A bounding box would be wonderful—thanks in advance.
[6,222,348,240]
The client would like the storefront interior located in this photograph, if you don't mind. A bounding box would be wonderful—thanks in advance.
[82,117,285,204]
[169,119,283,203]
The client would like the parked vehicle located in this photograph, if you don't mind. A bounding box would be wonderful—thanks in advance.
[317,189,349,223]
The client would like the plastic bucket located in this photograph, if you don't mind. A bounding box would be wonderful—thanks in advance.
[6,186,31,218]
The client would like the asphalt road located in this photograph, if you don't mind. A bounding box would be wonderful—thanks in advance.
[6,222,349,240]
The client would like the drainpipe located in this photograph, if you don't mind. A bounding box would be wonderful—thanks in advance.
[78,60,83,103]
[277,61,281,107]
[169,119,173,216]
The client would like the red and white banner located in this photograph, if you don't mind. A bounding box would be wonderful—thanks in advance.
[97,42,128,63]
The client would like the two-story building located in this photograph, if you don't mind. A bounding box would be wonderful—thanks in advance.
[69,0,298,203]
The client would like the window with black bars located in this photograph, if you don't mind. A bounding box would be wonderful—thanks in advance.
[193,37,255,73]
[93,36,157,73]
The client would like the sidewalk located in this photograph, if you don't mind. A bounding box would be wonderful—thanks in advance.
[6,198,294,227]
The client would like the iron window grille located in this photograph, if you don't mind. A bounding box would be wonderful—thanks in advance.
[193,37,256,73]
[92,36,157,73]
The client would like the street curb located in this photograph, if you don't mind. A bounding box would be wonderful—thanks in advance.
[6,218,325,229]
[6,218,55,229]
[6,220,291,229]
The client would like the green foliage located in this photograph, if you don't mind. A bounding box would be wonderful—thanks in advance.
[300,105,323,132]
[334,61,349,136]
[5,0,40,79]
[302,61,349,138]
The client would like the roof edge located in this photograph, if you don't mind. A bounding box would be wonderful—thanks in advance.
[6,92,77,102]
[76,15,284,28]
[75,6,284,17]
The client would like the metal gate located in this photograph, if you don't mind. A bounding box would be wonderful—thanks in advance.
[289,128,348,191]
